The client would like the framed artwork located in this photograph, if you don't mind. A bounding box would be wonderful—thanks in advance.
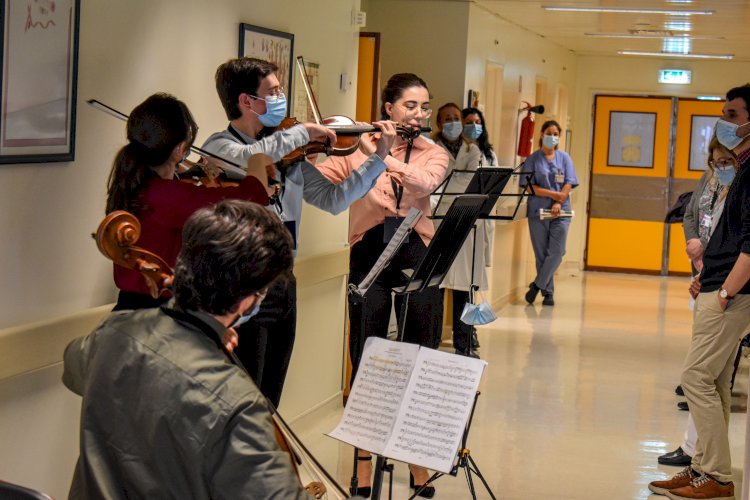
[607,111,656,168]
[688,115,719,171]
[0,0,81,163]
[239,23,294,115]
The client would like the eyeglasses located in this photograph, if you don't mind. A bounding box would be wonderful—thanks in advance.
[396,102,432,119]
[250,89,286,104]
[708,159,736,169]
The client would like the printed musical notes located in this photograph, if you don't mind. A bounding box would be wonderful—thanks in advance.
[327,337,487,474]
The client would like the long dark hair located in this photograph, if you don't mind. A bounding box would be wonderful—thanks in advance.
[105,93,197,214]
[380,73,429,120]
[462,107,494,162]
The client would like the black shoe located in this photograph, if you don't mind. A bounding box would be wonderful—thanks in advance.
[350,455,372,498]
[542,294,555,306]
[675,385,684,396]
[455,348,479,359]
[525,282,540,304]
[409,472,436,498]
[658,446,693,466]
[677,401,689,411]
[471,329,480,349]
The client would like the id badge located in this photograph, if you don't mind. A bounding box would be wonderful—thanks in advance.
[384,216,409,243]
[554,170,565,184]
[700,213,712,229]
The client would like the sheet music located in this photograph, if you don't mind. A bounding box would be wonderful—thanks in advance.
[350,208,422,297]
[327,338,487,474]
[328,338,419,453]
[384,347,486,473]
[539,208,575,220]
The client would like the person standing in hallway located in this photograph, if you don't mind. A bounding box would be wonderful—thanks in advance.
[431,103,483,357]
[520,120,578,306]
[317,73,448,498]
[656,138,738,469]
[649,84,750,500]
[202,57,396,409]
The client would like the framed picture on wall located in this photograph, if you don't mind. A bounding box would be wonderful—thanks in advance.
[0,0,81,164]
[239,23,294,115]
[688,115,719,171]
[607,111,656,168]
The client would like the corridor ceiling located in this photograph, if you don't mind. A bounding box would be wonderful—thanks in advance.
[472,0,749,61]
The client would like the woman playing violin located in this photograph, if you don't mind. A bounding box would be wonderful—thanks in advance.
[316,73,449,498]
[106,92,270,311]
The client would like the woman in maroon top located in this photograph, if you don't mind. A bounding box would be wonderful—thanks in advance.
[105,93,269,310]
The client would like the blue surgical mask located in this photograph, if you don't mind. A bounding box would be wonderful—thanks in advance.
[230,301,261,329]
[459,300,497,326]
[442,121,463,141]
[542,134,559,149]
[715,119,750,150]
[715,166,736,186]
[463,123,483,141]
[252,93,287,127]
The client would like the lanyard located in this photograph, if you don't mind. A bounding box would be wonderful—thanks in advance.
[391,138,414,212]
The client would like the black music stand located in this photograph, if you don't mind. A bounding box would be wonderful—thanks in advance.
[366,194,489,500]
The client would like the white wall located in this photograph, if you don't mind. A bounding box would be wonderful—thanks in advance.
[569,55,750,268]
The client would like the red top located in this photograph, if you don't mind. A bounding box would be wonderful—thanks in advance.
[113,176,268,297]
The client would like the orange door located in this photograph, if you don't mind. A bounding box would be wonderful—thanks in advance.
[586,96,723,274]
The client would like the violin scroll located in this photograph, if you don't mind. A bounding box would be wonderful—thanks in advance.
[95,211,173,299]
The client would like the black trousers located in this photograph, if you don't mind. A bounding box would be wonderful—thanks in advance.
[233,270,297,408]
[348,224,443,383]
[451,289,474,352]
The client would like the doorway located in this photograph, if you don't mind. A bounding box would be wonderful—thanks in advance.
[585,95,723,274]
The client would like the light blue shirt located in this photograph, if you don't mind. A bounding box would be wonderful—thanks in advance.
[202,124,386,247]
[519,148,578,219]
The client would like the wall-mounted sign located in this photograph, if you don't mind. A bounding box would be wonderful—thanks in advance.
[658,69,692,84]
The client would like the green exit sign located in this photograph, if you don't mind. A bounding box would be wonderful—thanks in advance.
[658,69,692,84]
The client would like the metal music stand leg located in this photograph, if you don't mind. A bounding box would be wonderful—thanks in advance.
[370,455,394,500]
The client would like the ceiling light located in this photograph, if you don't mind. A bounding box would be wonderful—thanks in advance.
[665,20,692,31]
[618,50,733,60]
[663,37,691,54]
[542,6,714,15]
[584,33,723,40]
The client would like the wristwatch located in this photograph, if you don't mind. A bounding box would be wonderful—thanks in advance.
[719,287,734,300]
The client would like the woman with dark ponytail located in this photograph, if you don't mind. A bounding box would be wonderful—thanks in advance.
[106,93,269,311]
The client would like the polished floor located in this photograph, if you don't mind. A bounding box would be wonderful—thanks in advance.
[295,271,749,499]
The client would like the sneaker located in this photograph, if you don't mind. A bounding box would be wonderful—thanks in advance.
[542,294,555,306]
[666,473,734,499]
[525,283,539,304]
[648,466,698,496]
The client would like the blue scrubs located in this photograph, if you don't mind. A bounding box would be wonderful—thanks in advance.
[519,148,579,296]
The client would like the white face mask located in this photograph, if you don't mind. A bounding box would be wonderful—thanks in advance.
[542,134,559,149]
[442,121,463,141]
[715,119,750,150]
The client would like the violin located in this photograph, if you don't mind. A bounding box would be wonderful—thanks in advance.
[277,56,431,168]
[93,211,348,499]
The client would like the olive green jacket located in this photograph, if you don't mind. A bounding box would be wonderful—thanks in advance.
[63,306,308,500]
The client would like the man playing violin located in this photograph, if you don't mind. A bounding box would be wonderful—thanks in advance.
[63,199,312,499]
[202,57,397,408]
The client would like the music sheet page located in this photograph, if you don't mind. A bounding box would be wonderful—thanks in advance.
[328,338,487,474]
[383,347,486,473]
[327,337,419,455]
